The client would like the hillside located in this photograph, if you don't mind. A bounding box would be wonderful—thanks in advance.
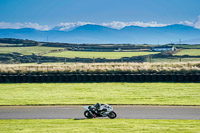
[1,24,200,44]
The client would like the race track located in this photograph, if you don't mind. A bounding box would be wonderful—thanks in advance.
[0,105,200,120]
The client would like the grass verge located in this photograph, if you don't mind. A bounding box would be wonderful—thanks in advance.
[0,119,200,133]
[0,83,199,105]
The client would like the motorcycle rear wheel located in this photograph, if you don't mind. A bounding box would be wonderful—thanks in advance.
[108,111,117,119]
[84,110,93,119]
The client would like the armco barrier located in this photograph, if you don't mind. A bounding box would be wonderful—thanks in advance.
[77,74,82,82]
[151,75,158,82]
[95,74,102,82]
[185,75,191,82]
[191,75,198,82]
[171,75,178,82]
[89,74,95,82]
[177,75,184,82]
[144,74,151,82]
[126,74,132,82]
[0,74,200,83]
[165,75,171,82]
[101,74,107,82]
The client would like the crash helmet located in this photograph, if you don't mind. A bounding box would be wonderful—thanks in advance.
[95,103,101,109]
[104,104,109,108]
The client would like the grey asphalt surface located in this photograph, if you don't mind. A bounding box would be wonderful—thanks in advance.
[0,105,200,120]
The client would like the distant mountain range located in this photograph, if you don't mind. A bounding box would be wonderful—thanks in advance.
[0,24,200,44]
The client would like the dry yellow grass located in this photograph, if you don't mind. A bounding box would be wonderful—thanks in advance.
[0,62,200,74]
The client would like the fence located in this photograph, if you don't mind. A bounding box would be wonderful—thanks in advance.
[0,74,200,83]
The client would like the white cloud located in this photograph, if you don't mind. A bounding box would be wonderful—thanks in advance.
[56,16,200,30]
[101,21,168,29]
[193,16,200,29]
[1,16,200,31]
[179,16,200,29]
[101,21,127,29]
[54,21,169,31]
[179,20,193,26]
[54,22,94,31]
[0,22,50,30]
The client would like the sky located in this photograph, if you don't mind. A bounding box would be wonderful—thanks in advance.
[0,0,200,30]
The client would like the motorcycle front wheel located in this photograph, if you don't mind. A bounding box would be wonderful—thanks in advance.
[108,111,117,119]
[84,110,93,119]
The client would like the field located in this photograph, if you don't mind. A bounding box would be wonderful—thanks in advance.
[0,46,64,55]
[45,51,159,59]
[1,46,200,133]
[151,58,200,63]
[173,44,200,49]
[0,43,23,46]
[1,119,200,133]
[1,62,200,74]
[0,83,199,105]
[1,43,200,64]
[174,49,200,56]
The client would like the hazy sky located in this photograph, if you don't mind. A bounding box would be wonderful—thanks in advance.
[0,0,200,30]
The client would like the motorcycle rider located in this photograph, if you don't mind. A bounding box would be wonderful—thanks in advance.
[91,103,108,115]
[91,103,101,113]
[84,103,117,119]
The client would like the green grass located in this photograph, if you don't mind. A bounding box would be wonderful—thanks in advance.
[0,46,64,55]
[151,58,200,63]
[0,119,200,133]
[0,83,199,105]
[173,44,200,49]
[0,43,23,46]
[174,49,200,56]
[45,51,159,59]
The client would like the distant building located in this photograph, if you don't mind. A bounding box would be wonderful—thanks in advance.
[117,48,121,51]
[151,46,175,52]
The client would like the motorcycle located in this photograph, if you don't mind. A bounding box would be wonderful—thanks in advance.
[83,104,117,119]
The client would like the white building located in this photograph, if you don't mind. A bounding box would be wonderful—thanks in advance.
[152,46,175,52]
